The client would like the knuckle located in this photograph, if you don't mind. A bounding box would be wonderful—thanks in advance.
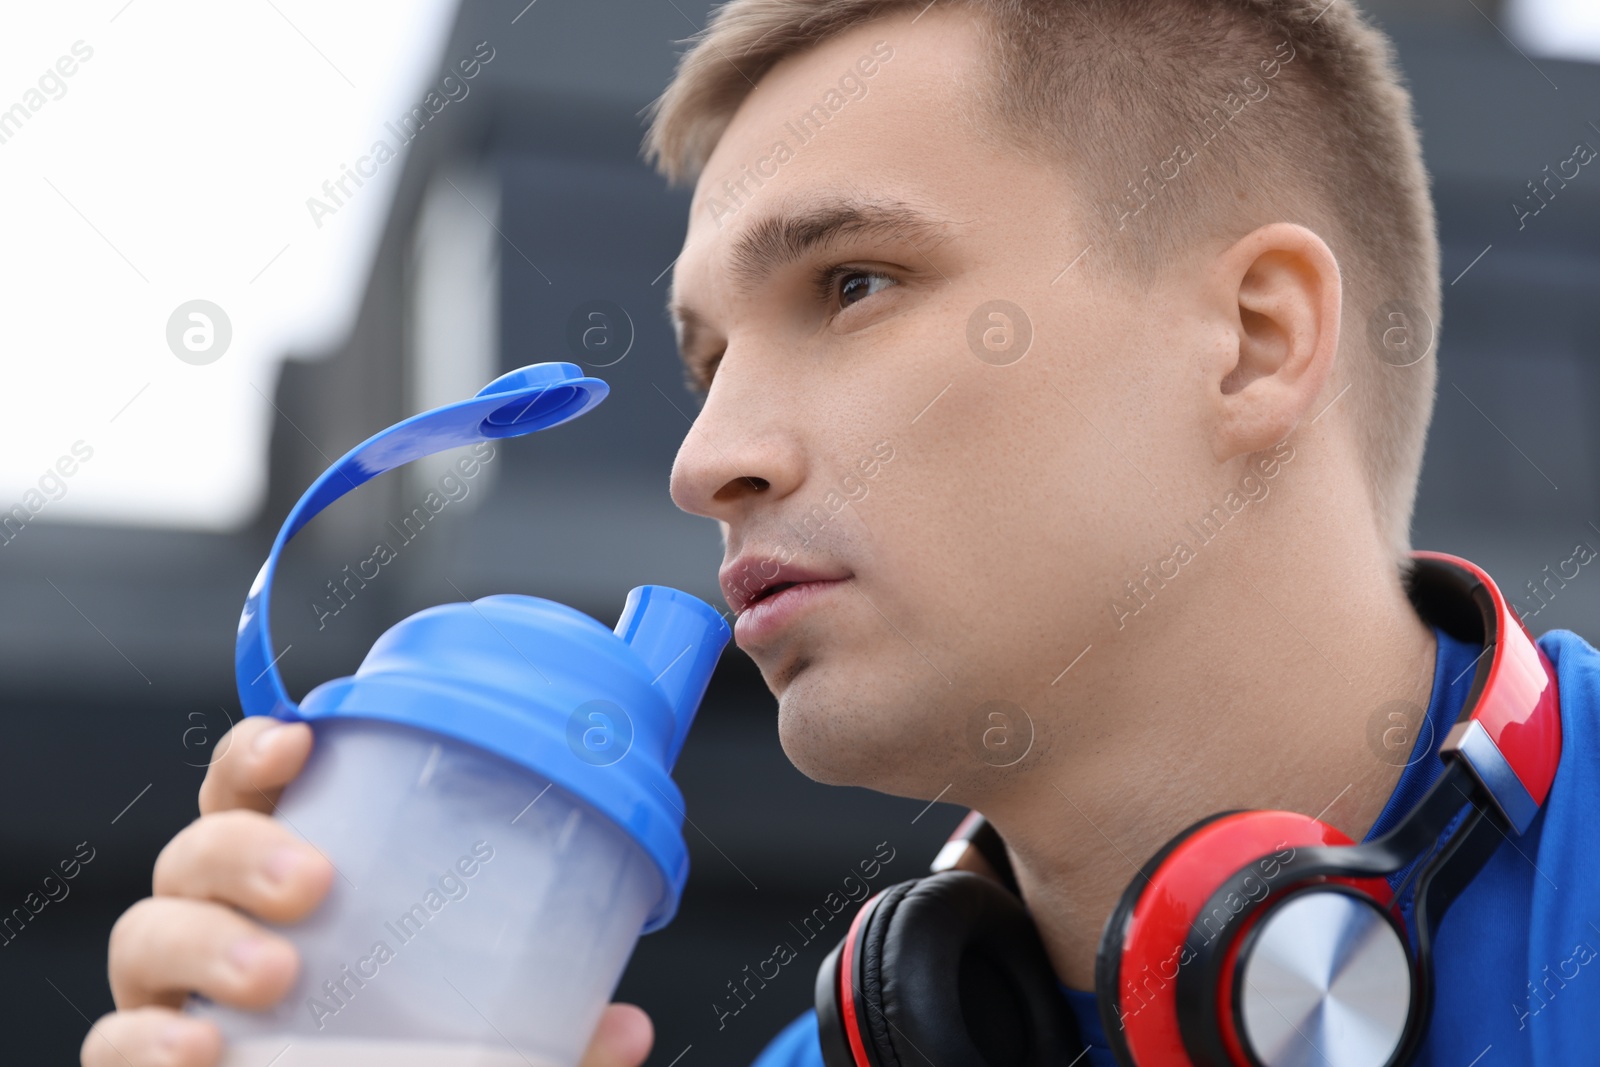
[210,716,263,768]
[197,720,268,808]
[257,848,335,924]
[155,810,276,895]
[110,895,295,1013]
[83,1007,218,1067]
[107,896,155,971]
[107,899,181,1011]
[153,808,327,925]
[198,719,312,817]
[79,1012,118,1067]
[150,825,193,897]
[216,934,299,1009]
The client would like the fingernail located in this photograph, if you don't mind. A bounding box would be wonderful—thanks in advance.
[229,935,270,973]
[264,844,306,886]
[158,1019,195,1051]
[251,722,284,757]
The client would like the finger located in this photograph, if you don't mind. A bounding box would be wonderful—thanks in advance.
[154,809,333,924]
[108,897,298,1012]
[81,1007,222,1067]
[580,1003,654,1067]
[198,717,313,816]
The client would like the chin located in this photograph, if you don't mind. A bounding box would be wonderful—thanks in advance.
[770,658,957,796]
[772,666,861,786]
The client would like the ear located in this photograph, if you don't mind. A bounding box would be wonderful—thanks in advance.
[1205,223,1340,462]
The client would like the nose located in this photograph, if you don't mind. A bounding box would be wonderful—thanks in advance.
[668,366,804,525]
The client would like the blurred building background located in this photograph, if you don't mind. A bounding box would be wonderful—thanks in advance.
[3,0,1599,1062]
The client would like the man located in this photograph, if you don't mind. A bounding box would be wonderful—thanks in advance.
[84,1,1600,1065]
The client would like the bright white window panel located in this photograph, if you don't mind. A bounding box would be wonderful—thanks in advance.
[0,0,462,530]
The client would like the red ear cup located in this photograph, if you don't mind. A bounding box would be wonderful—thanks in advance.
[816,871,1080,1067]
[1096,811,1395,1066]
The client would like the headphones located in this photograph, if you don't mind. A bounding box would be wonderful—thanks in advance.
[815,551,1562,1067]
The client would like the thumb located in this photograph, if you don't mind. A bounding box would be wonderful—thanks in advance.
[580,1002,654,1067]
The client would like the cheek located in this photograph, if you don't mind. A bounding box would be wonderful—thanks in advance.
[874,355,1164,677]
[851,393,1045,658]
[790,285,1142,682]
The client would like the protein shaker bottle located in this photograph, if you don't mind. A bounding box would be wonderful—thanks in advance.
[186,362,732,1067]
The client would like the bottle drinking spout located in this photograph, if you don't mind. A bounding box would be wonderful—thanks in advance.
[614,585,732,768]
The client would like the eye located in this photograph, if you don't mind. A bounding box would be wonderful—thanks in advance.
[813,265,897,313]
[685,348,723,396]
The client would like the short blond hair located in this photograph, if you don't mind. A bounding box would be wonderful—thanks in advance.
[642,0,1441,566]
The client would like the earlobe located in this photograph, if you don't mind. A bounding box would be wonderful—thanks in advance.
[1210,223,1340,462]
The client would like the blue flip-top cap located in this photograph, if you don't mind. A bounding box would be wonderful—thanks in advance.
[235,362,732,932]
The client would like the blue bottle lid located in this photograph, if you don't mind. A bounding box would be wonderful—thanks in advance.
[235,362,731,931]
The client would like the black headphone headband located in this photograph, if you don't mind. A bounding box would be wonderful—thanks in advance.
[1407,553,1561,834]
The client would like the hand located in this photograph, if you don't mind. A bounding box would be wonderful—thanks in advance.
[579,1003,655,1067]
[82,717,655,1067]
[83,716,329,1066]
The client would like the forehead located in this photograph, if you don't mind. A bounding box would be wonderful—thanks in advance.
[668,8,995,324]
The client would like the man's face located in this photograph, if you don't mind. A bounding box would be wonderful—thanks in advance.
[667,8,1212,797]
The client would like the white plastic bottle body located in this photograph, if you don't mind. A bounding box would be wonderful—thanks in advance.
[187,717,662,1067]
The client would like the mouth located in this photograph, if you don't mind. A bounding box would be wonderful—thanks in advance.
[718,556,852,631]
[746,580,798,607]
[721,557,848,612]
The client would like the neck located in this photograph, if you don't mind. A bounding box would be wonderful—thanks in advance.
[977,520,1439,990]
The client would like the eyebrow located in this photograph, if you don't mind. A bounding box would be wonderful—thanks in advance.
[667,195,956,367]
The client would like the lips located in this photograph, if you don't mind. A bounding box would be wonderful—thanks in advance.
[719,556,851,616]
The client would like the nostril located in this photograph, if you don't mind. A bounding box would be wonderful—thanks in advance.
[713,475,768,502]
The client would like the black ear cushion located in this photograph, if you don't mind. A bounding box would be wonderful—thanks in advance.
[856,870,1080,1067]
[817,884,905,1067]
[857,881,916,1066]
[815,936,856,1067]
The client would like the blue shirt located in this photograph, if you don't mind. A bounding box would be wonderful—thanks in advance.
[750,626,1600,1066]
